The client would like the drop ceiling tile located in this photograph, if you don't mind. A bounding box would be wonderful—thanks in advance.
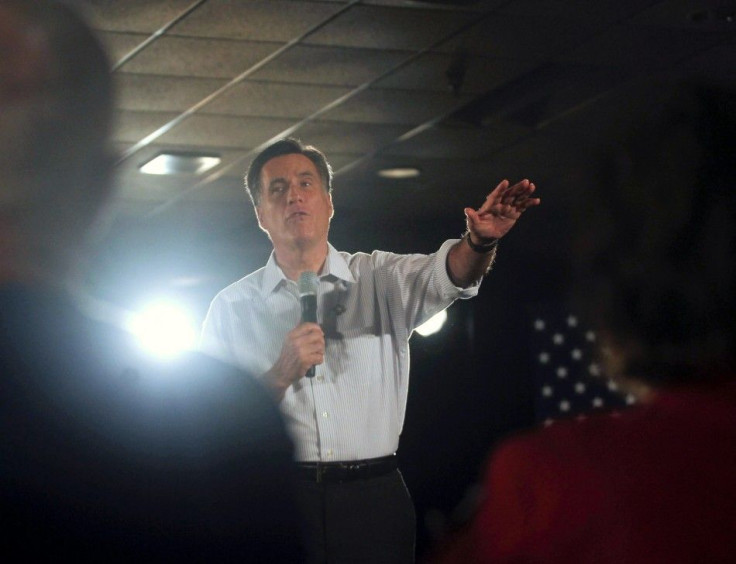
[207,81,354,119]
[169,0,344,41]
[112,110,181,144]
[438,12,591,59]
[303,4,477,50]
[157,114,297,148]
[109,35,281,78]
[115,75,228,112]
[382,121,531,159]
[81,0,197,33]
[289,121,412,154]
[96,32,147,65]
[249,45,412,86]
[320,88,473,125]
[374,52,537,94]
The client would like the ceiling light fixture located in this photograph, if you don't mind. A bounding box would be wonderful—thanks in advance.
[139,152,221,176]
[377,167,421,179]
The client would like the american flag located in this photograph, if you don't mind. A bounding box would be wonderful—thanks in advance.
[529,306,637,426]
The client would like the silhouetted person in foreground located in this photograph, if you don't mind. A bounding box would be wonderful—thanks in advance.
[429,76,736,563]
[0,1,303,560]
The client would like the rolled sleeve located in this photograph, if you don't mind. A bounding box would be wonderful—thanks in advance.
[433,238,481,300]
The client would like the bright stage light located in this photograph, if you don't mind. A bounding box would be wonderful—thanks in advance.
[415,309,447,337]
[130,301,198,358]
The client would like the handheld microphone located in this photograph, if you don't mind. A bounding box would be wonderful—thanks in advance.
[298,271,319,378]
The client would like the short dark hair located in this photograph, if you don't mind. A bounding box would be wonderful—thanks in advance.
[245,138,333,206]
[573,77,736,387]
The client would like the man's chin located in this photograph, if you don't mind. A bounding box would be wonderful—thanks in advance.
[282,232,323,248]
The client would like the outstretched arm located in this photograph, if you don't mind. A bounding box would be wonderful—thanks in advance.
[447,179,539,287]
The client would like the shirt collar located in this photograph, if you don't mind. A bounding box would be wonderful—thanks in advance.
[323,243,356,284]
[259,243,356,297]
[260,252,286,296]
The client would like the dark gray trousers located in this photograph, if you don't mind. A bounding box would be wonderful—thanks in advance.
[295,469,416,563]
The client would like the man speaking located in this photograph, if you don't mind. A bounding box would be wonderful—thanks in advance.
[200,138,539,562]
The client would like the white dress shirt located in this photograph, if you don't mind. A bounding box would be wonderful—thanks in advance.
[200,239,480,462]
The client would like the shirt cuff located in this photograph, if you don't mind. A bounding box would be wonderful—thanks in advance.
[434,238,481,300]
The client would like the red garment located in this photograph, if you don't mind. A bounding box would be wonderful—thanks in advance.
[435,382,736,563]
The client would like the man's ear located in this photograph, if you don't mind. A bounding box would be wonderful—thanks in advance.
[328,193,334,219]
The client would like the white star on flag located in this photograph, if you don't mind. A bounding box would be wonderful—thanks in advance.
[530,307,634,424]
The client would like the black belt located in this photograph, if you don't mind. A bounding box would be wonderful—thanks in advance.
[295,455,398,484]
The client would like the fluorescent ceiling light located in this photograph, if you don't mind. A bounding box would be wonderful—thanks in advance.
[377,167,421,179]
[139,152,221,175]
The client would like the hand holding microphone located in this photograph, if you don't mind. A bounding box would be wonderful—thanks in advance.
[298,271,319,378]
[263,272,323,399]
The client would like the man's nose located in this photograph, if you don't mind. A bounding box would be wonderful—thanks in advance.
[287,182,303,203]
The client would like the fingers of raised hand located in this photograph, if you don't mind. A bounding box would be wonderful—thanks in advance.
[479,180,509,212]
[475,179,539,226]
[498,180,539,211]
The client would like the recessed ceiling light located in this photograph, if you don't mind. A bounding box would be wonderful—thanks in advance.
[377,167,421,179]
[139,152,221,175]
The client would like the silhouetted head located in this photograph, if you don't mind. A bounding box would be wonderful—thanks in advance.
[0,0,114,283]
[574,76,736,387]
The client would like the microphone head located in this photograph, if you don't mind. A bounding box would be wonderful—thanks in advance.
[298,271,319,297]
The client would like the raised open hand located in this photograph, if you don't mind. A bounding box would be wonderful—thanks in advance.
[464,179,540,241]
